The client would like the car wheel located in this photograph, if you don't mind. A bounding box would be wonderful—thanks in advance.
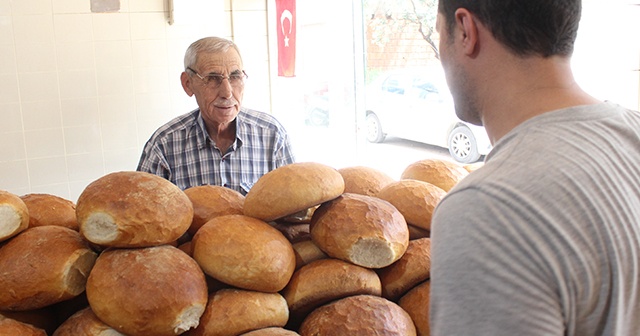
[366,112,385,143]
[448,125,480,163]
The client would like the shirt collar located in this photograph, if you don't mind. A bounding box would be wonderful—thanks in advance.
[195,108,246,150]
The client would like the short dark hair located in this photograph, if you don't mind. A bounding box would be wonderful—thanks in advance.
[438,0,582,57]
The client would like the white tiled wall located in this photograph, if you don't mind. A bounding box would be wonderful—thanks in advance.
[0,0,270,202]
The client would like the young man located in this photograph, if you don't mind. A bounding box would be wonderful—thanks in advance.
[430,1,640,335]
[137,37,295,195]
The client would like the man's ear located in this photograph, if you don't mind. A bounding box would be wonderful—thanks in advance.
[454,8,479,56]
[181,72,195,97]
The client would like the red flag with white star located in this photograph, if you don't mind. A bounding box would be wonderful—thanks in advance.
[276,0,296,77]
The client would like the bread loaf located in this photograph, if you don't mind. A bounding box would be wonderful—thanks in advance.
[377,238,431,301]
[338,166,395,197]
[20,193,77,230]
[376,179,446,231]
[299,295,416,335]
[282,258,382,326]
[0,226,97,311]
[292,239,327,269]
[310,193,409,268]
[187,289,289,336]
[398,281,430,336]
[0,190,29,242]
[52,307,125,336]
[401,158,468,192]
[244,162,344,222]
[86,245,208,336]
[192,214,296,292]
[76,171,193,248]
[240,327,300,335]
[184,185,244,236]
[0,316,47,336]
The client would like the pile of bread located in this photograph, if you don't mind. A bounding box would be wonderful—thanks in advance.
[0,158,478,336]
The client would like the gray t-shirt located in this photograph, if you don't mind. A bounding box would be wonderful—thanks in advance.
[430,102,640,336]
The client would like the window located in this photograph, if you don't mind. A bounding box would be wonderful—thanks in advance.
[264,0,640,176]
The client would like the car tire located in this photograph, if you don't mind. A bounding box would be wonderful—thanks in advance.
[366,112,386,143]
[448,125,480,163]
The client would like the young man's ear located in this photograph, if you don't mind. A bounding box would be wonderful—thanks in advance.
[455,8,479,56]
[181,71,195,97]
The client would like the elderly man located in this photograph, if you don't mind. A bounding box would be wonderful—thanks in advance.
[137,37,295,195]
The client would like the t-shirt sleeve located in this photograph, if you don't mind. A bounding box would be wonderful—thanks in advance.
[429,188,565,336]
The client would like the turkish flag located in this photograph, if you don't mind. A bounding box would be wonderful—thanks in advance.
[276,0,296,77]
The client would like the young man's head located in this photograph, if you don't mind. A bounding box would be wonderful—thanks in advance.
[435,0,585,128]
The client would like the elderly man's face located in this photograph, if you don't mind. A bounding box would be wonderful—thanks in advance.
[184,48,245,128]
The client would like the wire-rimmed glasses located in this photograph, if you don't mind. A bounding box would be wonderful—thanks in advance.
[186,67,248,88]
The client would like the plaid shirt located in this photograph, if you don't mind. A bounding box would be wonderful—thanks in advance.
[137,107,295,195]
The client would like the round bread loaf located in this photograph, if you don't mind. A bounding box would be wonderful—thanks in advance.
[376,180,446,231]
[188,289,289,336]
[0,190,29,242]
[20,193,77,230]
[183,185,244,236]
[192,214,296,292]
[243,162,345,222]
[86,245,208,336]
[53,307,124,336]
[0,316,47,336]
[377,238,431,301]
[401,158,469,192]
[76,171,193,248]
[240,327,300,335]
[282,258,382,326]
[338,166,395,197]
[398,281,430,336]
[0,226,97,311]
[299,295,416,335]
[292,239,327,269]
[309,193,409,269]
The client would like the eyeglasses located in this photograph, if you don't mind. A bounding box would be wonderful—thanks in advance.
[186,67,248,88]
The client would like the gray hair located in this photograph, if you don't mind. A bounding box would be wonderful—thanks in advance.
[183,36,243,70]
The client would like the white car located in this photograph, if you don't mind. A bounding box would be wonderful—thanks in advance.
[365,67,492,163]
